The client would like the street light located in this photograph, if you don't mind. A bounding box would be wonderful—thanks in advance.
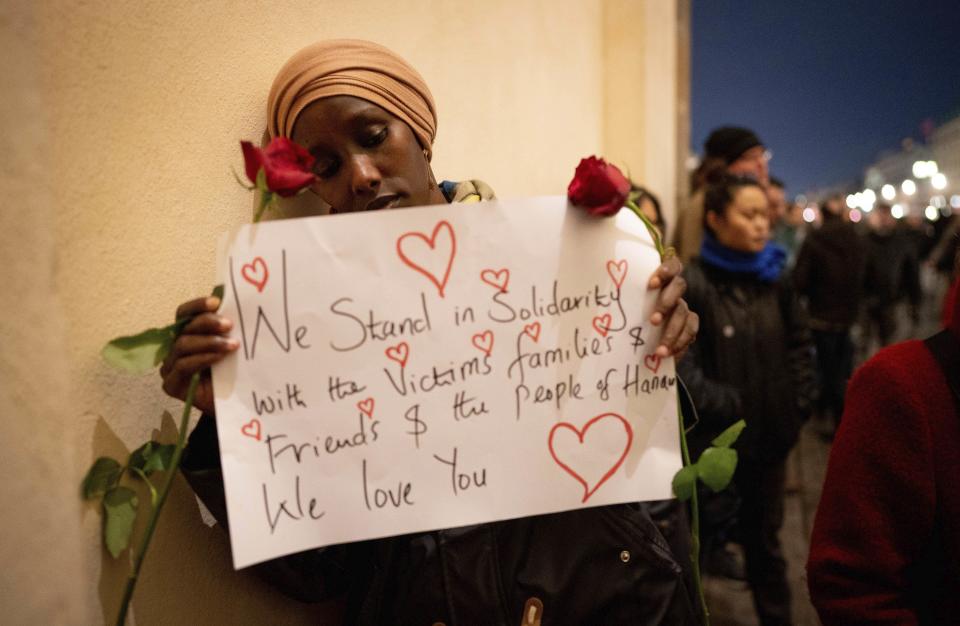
[881,184,896,200]
[912,160,939,178]
[932,172,948,190]
[891,203,904,219]
[925,205,940,221]
[902,179,917,195]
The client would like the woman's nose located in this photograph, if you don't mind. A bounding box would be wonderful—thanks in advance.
[348,154,381,196]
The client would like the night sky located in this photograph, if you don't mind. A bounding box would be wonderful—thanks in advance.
[692,1,960,196]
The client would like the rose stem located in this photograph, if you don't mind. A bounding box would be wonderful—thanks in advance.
[115,372,200,626]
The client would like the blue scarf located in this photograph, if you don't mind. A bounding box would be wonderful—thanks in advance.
[699,233,786,283]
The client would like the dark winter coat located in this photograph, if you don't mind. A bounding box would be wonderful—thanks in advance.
[181,414,701,625]
[678,259,817,463]
[793,217,866,329]
[863,227,922,308]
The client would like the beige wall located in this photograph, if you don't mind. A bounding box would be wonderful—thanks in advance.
[0,1,684,623]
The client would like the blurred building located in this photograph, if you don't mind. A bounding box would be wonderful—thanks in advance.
[856,113,960,224]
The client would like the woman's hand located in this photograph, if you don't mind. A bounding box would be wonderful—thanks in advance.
[647,256,699,359]
[159,296,239,415]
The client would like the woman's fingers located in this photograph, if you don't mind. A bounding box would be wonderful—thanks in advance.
[655,298,693,356]
[644,256,697,356]
[181,312,234,337]
[660,308,699,358]
[161,353,223,414]
[160,296,236,414]
[171,334,239,359]
[650,273,687,327]
[647,256,683,290]
[160,326,237,375]
[176,296,221,322]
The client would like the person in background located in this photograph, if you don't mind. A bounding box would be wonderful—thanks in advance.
[689,155,726,196]
[808,252,960,625]
[768,178,802,268]
[679,173,816,625]
[766,178,787,226]
[630,184,666,240]
[861,202,922,357]
[793,194,865,435]
[674,126,771,262]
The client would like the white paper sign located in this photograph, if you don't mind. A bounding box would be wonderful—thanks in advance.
[212,196,681,569]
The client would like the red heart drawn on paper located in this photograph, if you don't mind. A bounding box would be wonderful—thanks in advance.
[241,418,261,441]
[606,259,628,290]
[471,330,494,357]
[480,268,510,293]
[396,220,457,297]
[592,313,613,337]
[385,342,410,368]
[644,353,662,373]
[523,322,541,343]
[548,413,633,503]
[241,257,269,292]
[357,397,375,419]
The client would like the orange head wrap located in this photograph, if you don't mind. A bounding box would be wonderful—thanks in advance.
[267,39,437,158]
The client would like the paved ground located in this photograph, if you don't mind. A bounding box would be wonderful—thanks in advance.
[701,418,829,626]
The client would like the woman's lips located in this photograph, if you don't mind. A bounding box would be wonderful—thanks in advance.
[365,194,401,212]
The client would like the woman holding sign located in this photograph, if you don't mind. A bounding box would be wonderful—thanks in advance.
[164,40,701,625]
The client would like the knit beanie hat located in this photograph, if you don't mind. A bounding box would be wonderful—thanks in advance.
[705,127,763,164]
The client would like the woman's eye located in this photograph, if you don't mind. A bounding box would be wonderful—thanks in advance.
[361,127,387,148]
[314,158,339,179]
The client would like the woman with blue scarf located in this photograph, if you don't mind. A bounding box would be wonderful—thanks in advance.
[678,174,816,626]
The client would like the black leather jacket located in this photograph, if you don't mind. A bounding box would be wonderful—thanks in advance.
[182,414,701,625]
[678,259,817,463]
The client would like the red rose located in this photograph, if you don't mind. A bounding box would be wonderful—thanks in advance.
[241,137,316,198]
[567,156,630,216]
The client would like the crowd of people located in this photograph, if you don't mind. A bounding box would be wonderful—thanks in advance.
[669,125,959,625]
[160,39,959,625]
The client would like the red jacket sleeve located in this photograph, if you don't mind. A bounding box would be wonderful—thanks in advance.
[807,341,936,625]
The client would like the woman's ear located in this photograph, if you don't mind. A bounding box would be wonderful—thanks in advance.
[705,209,723,234]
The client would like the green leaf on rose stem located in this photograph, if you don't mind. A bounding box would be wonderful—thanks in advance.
[255,167,267,192]
[103,486,139,558]
[128,442,176,475]
[697,447,739,493]
[101,324,177,373]
[81,457,123,499]
[710,419,747,449]
[672,464,698,501]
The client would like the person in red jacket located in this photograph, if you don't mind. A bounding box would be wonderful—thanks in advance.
[807,260,960,624]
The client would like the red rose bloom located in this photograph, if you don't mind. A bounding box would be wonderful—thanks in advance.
[241,137,316,197]
[567,156,630,216]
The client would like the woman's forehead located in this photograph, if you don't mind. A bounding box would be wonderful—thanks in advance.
[734,185,767,207]
[292,96,392,143]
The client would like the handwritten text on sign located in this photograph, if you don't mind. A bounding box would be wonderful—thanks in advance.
[212,196,681,569]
